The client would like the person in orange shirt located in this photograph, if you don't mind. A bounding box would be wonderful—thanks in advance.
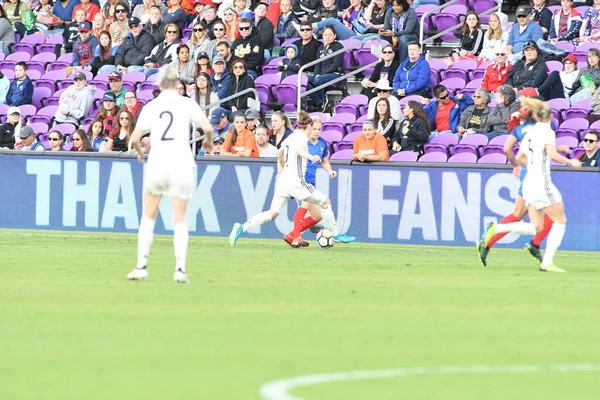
[221,112,259,157]
[353,120,390,162]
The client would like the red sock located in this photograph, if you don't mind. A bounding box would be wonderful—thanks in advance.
[487,214,521,248]
[297,217,318,235]
[290,207,308,237]
[532,214,553,246]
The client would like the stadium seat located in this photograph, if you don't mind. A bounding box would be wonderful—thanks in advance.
[329,149,354,160]
[478,153,507,164]
[418,152,448,162]
[448,152,477,163]
[389,151,418,162]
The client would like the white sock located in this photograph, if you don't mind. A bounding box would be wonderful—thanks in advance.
[321,206,339,236]
[542,223,565,266]
[137,217,156,269]
[242,211,272,232]
[495,221,537,236]
[173,223,189,272]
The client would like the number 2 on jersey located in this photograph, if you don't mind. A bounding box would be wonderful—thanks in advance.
[160,111,174,141]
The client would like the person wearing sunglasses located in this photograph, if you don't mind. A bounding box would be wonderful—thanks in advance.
[578,130,600,167]
[105,109,135,152]
[47,131,65,152]
[227,59,255,112]
[361,44,398,100]
[231,17,263,79]
[71,129,95,152]
[507,5,543,62]
[481,46,513,94]
[422,84,473,138]
[113,16,157,74]
[207,21,230,57]
[457,89,491,136]
[142,23,180,78]
[109,2,130,47]
[221,7,240,41]
[187,21,212,59]
[367,79,401,121]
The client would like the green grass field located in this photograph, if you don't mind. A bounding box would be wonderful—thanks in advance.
[1,229,599,400]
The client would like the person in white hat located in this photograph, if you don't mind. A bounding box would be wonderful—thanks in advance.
[367,79,401,121]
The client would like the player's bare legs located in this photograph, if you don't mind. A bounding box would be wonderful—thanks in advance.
[172,197,191,283]
[128,194,162,280]
[229,211,279,246]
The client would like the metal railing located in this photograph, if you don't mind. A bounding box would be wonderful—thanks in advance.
[296,36,384,114]
[419,0,502,46]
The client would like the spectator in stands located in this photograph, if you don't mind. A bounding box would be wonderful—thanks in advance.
[275,0,299,41]
[105,109,134,152]
[142,24,180,78]
[534,53,579,100]
[222,7,240,42]
[163,0,187,33]
[457,11,484,57]
[6,62,33,107]
[382,0,419,62]
[530,0,553,39]
[0,8,16,56]
[233,0,249,16]
[73,0,100,22]
[392,100,430,153]
[123,90,143,120]
[187,1,204,26]
[484,84,520,139]
[392,41,432,98]
[109,2,130,47]
[144,5,166,44]
[113,17,157,74]
[211,135,224,155]
[361,44,399,100]
[210,107,230,138]
[195,72,219,114]
[107,71,126,107]
[269,110,293,148]
[568,48,600,104]
[87,117,106,151]
[52,0,80,33]
[227,59,255,112]
[293,0,319,21]
[14,0,49,37]
[195,51,214,76]
[245,108,261,133]
[64,9,87,54]
[411,0,439,9]
[367,79,401,120]
[508,5,543,62]
[72,129,95,152]
[48,131,65,151]
[133,0,166,26]
[353,120,390,162]
[481,46,513,94]
[480,13,509,60]
[88,30,117,74]
[15,126,44,151]
[73,22,99,71]
[97,91,120,136]
[306,26,344,112]
[423,85,474,136]
[372,98,398,149]
[208,21,231,58]
[293,21,320,73]
[217,39,237,70]
[579,0,600,42]
[54,72,96,126]
[457,89,491,136]
[220,111,259,157]
[254,3,275,59]
[103,0,119,25]
[278,44,300,79]
[505,41,548,90]
[210,56,231,100]
[0,71,9,105]
[578,130,600,166]
[4,0,28,30]
[0,105,16,149]
[171,45,195,88]
[256,124,278,157]
[232,18,264,79]
[188,22,212,60]
[300,0,374,41]
[363,0,389,34]
[307,0,338,24]
[549,0,582,43]
[202,5,222,40]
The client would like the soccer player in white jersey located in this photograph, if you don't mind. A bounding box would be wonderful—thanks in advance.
[482,98,581,272]
[127,66,213,284]
[228,111,341,246]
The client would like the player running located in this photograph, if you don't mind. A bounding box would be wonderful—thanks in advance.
[228,111,341,246]
[127,66,213,284]
[284,117,355,247]
[481,97,581,272]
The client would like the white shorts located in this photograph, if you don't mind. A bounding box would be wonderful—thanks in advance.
[523,180,562,210]
[144,163,196,199]
[269,179,327,214]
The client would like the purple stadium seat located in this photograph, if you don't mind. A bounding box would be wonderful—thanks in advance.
[53,123,77,136]
[423,143,450,154]
[571,147,585,158]
[555,128,579,140]
[282,38,296,48]
[88,80,109,91]
[479,144,505,156]
[47,61,71,72]
[418,152,448,162]
[460,78,483,96]
[255,74,279,103]
[334,132,361,151]
[29,105,58,124]
[470,0,497,23]
[13,43,35,58]
[431,5,467,41]
[57,53,73,63]
[123,71,146,85]
[137,90,155,103]
[6,52,31,62]
[450,143,478,156]
[556,136,579,148]
[489,135,509,146]
[353,47,378,69]
[0,60,16,72]
[546,60,563,72]
[416,4,437,34]
[431,133,459,146]
[429,58,448,71]
[441,59,478,81]
[138,82,158,92]
[320,130,343,143]
[439,77,466,92]
[554,41,575,52]
[562,107,589,121]
[18,33,46,46]
[268,56,285,66]
[459,133,488,146]
[58,79,74,90]
[261,64,279,75]
[590,120,600,130]
[478,153,507,164]
[324,112,356,136]
[1,69,14,80]
[389,151,418,162]
[18,104,36,119]
[329,149,354,160]
[573,42,600,63]
[448,152,477,163]
[333,94,368,118]
[559,117,589,131]
[0,104,9,116]
[399,95,424,107]
[30,122,49,137]
[548,97,570,112]
[309,112,329,122]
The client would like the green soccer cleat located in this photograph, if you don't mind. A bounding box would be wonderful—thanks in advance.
[539,264,566,273]
[483,222,497,248]
[524,242,543,262]
[229,223,244,247]
[476,240,489,267]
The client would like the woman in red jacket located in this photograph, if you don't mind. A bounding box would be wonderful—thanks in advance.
[481,46,512,94]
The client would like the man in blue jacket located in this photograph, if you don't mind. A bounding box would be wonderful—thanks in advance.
[392,41,432,98]
[507,5,543,62]
[423,85,473,137]
[6,62,34,107]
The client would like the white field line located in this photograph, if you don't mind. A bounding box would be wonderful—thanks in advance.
[259,363,600,400]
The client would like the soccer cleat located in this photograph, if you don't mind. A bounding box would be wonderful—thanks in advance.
[283,233,299,248]
[476,240,489,267]
[173,268,189,284]
[539,264,566,273]
[127,267,148,280]
[294,237,309,247]
[308,224,324,234]
[483,222,497,248]
[333,233,356,243]
[229,223,243,246]
[524,242,543,262]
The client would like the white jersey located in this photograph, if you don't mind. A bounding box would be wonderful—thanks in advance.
[135,91,206,168]
[520,122,554,186]
[279,130,309,185]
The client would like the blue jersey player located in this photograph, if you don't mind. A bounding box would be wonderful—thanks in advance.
[283,118,356,247]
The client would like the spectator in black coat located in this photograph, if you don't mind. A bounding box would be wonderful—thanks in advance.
[279,44,301,79]
[293,0,320,20]
[393,100,430,153]
[254,2,274,57]
[307,0,338,23]
[231,18,264,79]
[361,44,399,100]
[227,59,256,112]
[504,41,548,90]
[307,26,344,111]
[530,0,553,39]
[458,11,484,57]
[292,21,320,73]
[114,16,157,74]
[275,0,300,41]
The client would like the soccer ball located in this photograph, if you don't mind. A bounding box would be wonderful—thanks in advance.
[316,229,334,248]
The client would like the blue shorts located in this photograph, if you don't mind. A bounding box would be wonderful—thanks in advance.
[518,167,527,198]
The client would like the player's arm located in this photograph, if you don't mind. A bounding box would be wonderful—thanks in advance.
[277,146,285,174]
[516,150,527,167]
[545,144,581,169]
[192,112,214,153]
[504,135,519,167]
[130,127,146,161]
[321,156,336,178]
[297,146,320,163]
